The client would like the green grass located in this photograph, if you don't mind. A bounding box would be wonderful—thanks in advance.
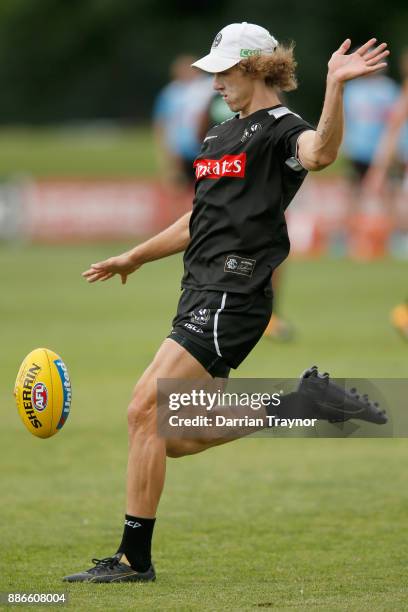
[0,126,345,179]
[0,127,156,178]
[1,245,407,610]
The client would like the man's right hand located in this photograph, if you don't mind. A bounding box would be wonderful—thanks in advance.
[82,253,142,285]
[82,211,192,286]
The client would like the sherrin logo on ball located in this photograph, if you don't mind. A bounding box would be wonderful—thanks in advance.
[14,348,72,438]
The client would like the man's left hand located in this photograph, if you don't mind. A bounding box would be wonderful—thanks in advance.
[328,38,389,83]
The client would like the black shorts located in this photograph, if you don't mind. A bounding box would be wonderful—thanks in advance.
[168,286,273,377]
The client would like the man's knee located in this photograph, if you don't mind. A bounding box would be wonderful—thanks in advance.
[166,439,185,458]
[127,379,156,433]
[166,437,213,458]
[166,438,196,458]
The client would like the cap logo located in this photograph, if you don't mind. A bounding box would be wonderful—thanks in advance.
[240,48,262,58]
[212,32,222,48]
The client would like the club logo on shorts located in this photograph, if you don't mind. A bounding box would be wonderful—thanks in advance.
[31,382,48,412]
[224,255,256,277]
[190,308,211,326]
[212,32,222,48]
[241,122,262,143]
[194,153,246,180]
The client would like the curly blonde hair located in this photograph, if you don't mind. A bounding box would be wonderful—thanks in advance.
[238,43,298,91]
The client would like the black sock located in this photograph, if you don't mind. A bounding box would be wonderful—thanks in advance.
[267,391,317,420]
[116,514,156,572]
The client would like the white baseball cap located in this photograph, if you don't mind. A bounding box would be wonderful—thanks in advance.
[192,22,278,74]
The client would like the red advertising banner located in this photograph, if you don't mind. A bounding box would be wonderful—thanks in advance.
[21,179,172,241]
[15,176,407,259]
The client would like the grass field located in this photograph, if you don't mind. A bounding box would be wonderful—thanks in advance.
[0,127,156,178]
[1,244,408,611]
[0,126,346,179]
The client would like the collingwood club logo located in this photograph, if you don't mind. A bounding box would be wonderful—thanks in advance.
[212,32,222,48]
[241,122,262,143]
[224,255,256,277]
[190,308,211,325]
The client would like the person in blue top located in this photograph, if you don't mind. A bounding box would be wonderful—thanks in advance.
[343,69,400,179]
[153,55,213,187]
[363,48,408,340]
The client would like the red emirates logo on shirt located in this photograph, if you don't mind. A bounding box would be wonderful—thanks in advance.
[194,153,246,180]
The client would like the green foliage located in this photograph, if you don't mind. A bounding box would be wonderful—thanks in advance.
[1,245,407,609]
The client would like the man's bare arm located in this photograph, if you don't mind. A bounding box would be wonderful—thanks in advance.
[297,38,389,172]
[364,84,408,193]
[131,210,191,262]
[82,211,191,285]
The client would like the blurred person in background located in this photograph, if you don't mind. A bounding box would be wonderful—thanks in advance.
[198,91,234,133]
[153,55,213,192]
[342,56,403,261]
[363,48,408,339]
[343,62,400,183]
[364,48,408,191]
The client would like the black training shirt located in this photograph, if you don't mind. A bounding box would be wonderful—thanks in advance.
[181,104,314,294]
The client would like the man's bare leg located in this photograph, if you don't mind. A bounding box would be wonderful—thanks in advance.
[62,338,222,583]
[126,338,212,517]
[64,336,387,582]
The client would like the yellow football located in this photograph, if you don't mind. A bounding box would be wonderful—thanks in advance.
[14,348,72,438]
